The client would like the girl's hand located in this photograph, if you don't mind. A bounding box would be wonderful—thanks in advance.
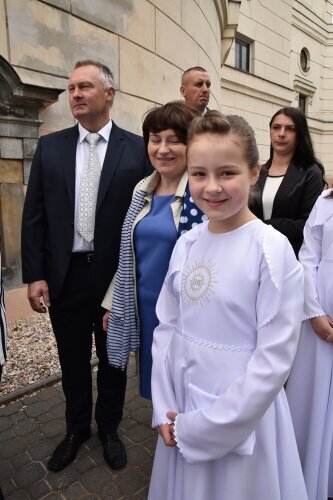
[157,412,178,447]
[310,315,333,343]
[167,411,178,442]
[158,423,176,447]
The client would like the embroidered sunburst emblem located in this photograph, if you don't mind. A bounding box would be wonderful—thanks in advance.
[181,260,217,307]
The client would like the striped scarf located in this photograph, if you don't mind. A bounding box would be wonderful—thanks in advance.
[106,187,146,370]
[106,181,205,370]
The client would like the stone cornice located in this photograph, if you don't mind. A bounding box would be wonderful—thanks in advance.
[218,0,242,65]
[221,65,292,105]
[0,56,64,119]
[292,3,333,43]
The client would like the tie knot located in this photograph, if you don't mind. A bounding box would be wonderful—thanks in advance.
[85,133,101,146]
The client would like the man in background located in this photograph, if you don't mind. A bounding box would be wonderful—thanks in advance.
[22,60,151,472]
[180,66,211,115]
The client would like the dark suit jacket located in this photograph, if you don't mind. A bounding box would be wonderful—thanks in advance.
[21,121,152,300]
[250,161,324,255]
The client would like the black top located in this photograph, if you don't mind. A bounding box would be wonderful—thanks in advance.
[250,161,324,256]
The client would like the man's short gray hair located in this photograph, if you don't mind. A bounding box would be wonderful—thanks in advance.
[73,60,114,89]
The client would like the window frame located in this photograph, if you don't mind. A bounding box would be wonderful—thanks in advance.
[235,37,250,73]
[300,48,310,74]
[298,93,307,114]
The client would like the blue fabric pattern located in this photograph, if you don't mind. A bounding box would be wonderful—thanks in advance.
[178,183,207,236]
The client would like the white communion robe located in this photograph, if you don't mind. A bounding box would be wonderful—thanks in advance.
[149,219,307,500]
[287,189,333,500]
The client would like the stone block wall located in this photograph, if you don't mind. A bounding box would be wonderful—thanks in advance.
[0,0,237,287]
[1,0,230,135]
[221,0,333,175]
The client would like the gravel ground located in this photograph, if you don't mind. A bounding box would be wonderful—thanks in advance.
[1,314,96,397]
[1,314,60,397]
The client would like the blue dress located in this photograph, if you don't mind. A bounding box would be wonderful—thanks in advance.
[134,194,177,399]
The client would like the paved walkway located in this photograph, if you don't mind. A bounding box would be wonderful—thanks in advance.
[0,287,156,499]
[4,286,37,323]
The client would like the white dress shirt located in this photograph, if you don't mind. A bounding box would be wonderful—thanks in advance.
[262,175,284,220]
[72,119,112,252]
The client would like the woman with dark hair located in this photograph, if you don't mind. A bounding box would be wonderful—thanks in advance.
[102,101,204,400]
[250,107,325,256]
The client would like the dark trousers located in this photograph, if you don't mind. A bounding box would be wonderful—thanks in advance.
[48,253,127,435]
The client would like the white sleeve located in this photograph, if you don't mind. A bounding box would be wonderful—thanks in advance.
[151,228,202,427]
[150,226,202,428]
[298,203,326,319]
[173,240,304,463]
[151,274,178,427]
[151,265,180,427]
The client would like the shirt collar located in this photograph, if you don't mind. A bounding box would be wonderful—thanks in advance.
[78,119,112,144]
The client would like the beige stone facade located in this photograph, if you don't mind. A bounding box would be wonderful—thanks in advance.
[1,0,240,135]
[221,0,333,175]
[1,0,333,285]
[0,0,239,285]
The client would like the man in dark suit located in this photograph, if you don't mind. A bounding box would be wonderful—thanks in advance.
[180,66,211,115]
[21,60,151,472]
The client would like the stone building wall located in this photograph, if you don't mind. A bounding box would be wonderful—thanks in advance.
[1,0,238,135]
[3,0,332,287]
[221,0,333,176]
[0,0,239,286]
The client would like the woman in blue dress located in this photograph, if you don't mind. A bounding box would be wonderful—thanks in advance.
[102,101,205,399]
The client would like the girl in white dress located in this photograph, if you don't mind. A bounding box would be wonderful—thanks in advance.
[148,112,308,500]
[287,189,333,500]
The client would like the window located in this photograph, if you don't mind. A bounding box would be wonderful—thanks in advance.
[300,48,310,73]
[298,93,307,114]
[235,38,250,72]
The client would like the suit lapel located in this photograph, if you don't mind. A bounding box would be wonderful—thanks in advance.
[97,122,125,211]
[62,125,79,213]
[272,162,303,216]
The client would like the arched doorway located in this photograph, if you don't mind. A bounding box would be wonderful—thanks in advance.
[0,56,64,287]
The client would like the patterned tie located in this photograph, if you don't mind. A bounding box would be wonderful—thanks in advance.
[77,133,102,242]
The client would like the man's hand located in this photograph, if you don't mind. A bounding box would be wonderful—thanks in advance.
[102,310,110,331]
[27,280,50,313]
